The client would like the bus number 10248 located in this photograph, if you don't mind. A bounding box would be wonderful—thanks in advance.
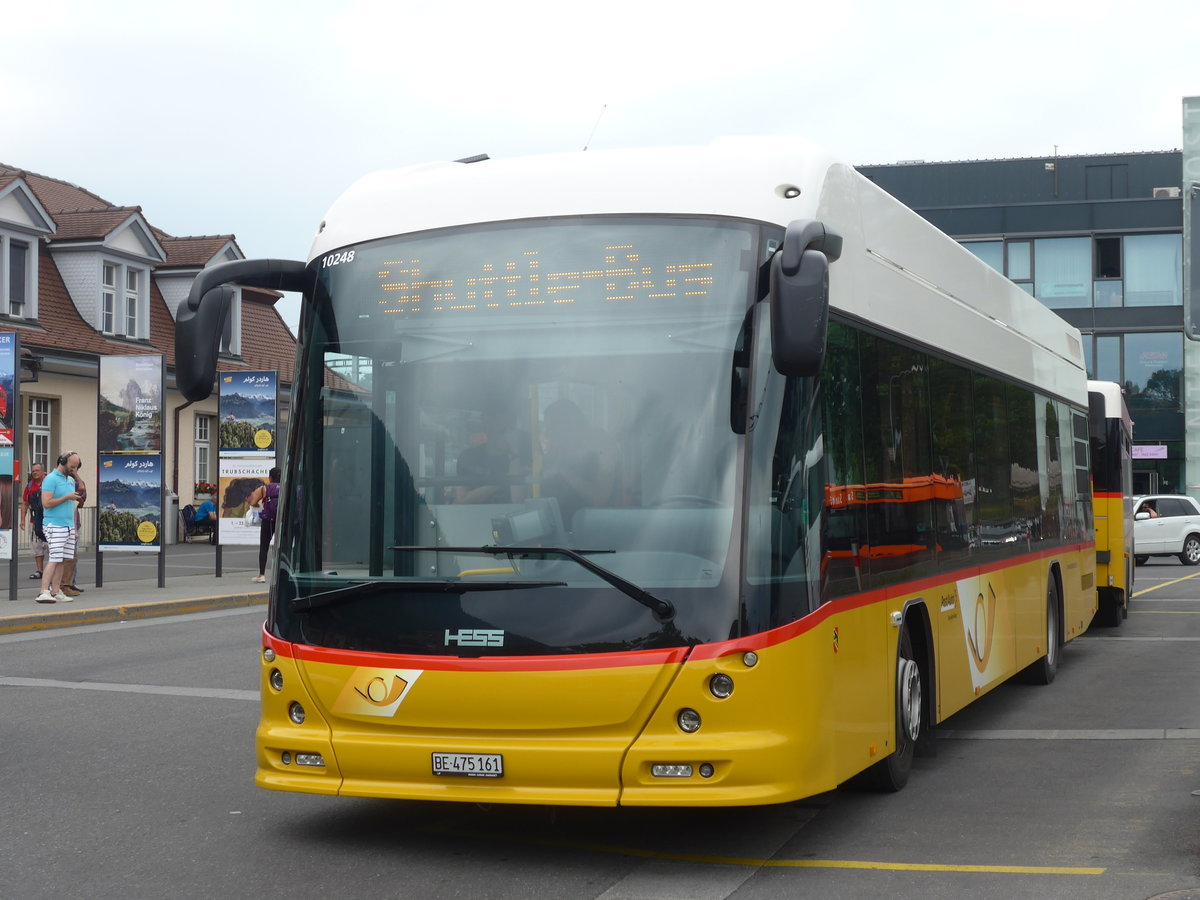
[321,250,356,268]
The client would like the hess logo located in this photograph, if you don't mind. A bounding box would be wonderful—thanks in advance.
[444,628,504,647]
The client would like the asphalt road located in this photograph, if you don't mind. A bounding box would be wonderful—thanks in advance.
[1,562,1198,900]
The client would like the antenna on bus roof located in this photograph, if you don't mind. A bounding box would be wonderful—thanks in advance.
[583,104,607,151]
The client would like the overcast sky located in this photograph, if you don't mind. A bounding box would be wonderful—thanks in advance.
[5,0,1198,332]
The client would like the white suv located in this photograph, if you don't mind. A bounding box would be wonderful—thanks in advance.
[1133,494,1200,566]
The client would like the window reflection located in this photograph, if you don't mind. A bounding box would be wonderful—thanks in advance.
[1124,332,1182,412]
[1124,234,1182,306]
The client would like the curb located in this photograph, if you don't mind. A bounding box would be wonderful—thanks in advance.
[0,591,268,635]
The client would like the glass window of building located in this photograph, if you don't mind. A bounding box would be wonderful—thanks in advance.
[1034,237,1090,309]
[1123,332,1182,412]
[964,241,1003,273]
[1094,335,1121,383]
[1007,241,1032,282]
[1124,234,1181,306]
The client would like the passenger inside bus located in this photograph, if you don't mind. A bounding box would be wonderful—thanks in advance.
[454,408,528,504]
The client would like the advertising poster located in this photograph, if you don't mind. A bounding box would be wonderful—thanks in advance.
[98,355,163,453]
[0,333,13,447]
[0,447,12,561]
[218,457,274,545]
[98,454,163,551]
[0,333,14,561]
[219,371,277,457]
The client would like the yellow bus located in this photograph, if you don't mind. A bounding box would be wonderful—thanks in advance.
[177,138,1096,806]
[1088,380,1134,626]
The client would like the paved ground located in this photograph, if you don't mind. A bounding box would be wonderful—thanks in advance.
[0,542,267,634]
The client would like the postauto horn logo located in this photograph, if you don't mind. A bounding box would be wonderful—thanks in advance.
[331,668,423,717]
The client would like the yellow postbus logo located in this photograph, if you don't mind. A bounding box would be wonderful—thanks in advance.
[331,668,423,718]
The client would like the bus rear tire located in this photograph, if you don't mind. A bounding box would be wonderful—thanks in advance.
[1023,575,1060,685]
[861,625,920,792]
[1096,587,1125,628]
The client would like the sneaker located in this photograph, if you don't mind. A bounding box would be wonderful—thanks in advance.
[35,591,56,604]
[251,575,266,583]
[61,585,81,597]
[29,571,42,580]
[53,590,71,603]
[70,584,84,593]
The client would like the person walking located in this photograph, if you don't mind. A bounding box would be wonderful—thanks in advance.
[36,452,82,604]
[246,467,281,584]
[19,462,46,580]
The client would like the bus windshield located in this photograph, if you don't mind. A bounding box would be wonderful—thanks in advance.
[274,216,777,656]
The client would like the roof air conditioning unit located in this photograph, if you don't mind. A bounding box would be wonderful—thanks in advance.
[1152,186,1181,199]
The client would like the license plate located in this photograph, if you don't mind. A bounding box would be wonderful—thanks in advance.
[432,752,504,778]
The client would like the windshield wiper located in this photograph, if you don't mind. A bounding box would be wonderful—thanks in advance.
[390,545,676,623]
[291,576,567,612]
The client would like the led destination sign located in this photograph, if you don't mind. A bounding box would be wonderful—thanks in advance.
[316,218,762,320]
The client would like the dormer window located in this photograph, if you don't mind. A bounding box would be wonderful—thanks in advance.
[101,259,147,338]
[1,231,36,317]
[219,286,242,356]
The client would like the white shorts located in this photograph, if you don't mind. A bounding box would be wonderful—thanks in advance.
[44,525,77,564]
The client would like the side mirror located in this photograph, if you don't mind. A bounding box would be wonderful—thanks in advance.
[769,220,842,377]
[175,259,309,401]
[1134,511,1151,520]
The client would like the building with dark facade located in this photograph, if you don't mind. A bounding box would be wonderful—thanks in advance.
[857,150,1185,495]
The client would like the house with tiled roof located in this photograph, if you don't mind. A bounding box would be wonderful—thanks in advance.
[0,162,297,543]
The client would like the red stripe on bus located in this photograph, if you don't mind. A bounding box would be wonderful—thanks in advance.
[263,628,689,672]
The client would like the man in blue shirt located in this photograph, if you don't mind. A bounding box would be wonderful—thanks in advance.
[195,498,217,525]
[37,451,82,604]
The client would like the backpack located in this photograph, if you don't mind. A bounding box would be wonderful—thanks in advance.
[28,483,45,541]
[262,482,280,522]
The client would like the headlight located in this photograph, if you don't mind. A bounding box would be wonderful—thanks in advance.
[288,702,306,725]
[709,673,734,698]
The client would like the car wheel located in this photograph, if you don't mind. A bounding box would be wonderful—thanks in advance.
[1179,535,1200,566]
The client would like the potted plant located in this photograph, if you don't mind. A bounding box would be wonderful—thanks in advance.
[194,480,217,500]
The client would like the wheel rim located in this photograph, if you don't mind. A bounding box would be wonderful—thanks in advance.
[1187,539,1200,563]
[898,657,921,743]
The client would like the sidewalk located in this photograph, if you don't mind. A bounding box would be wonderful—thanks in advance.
[0,544,268,634]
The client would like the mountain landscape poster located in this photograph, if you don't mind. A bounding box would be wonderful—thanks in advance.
[219,371,277,457]
[98,355,163,453]
[98,454,163,550]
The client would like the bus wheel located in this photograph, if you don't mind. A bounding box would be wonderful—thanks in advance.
[863,625,920,792]
[1024,576,1060,685]
[1096,587,1124,628]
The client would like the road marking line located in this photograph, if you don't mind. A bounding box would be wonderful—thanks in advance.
[940,728,1200,740]
[1133,570,1200,596]
[422,827,1105,877]
[0,675,256,701]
